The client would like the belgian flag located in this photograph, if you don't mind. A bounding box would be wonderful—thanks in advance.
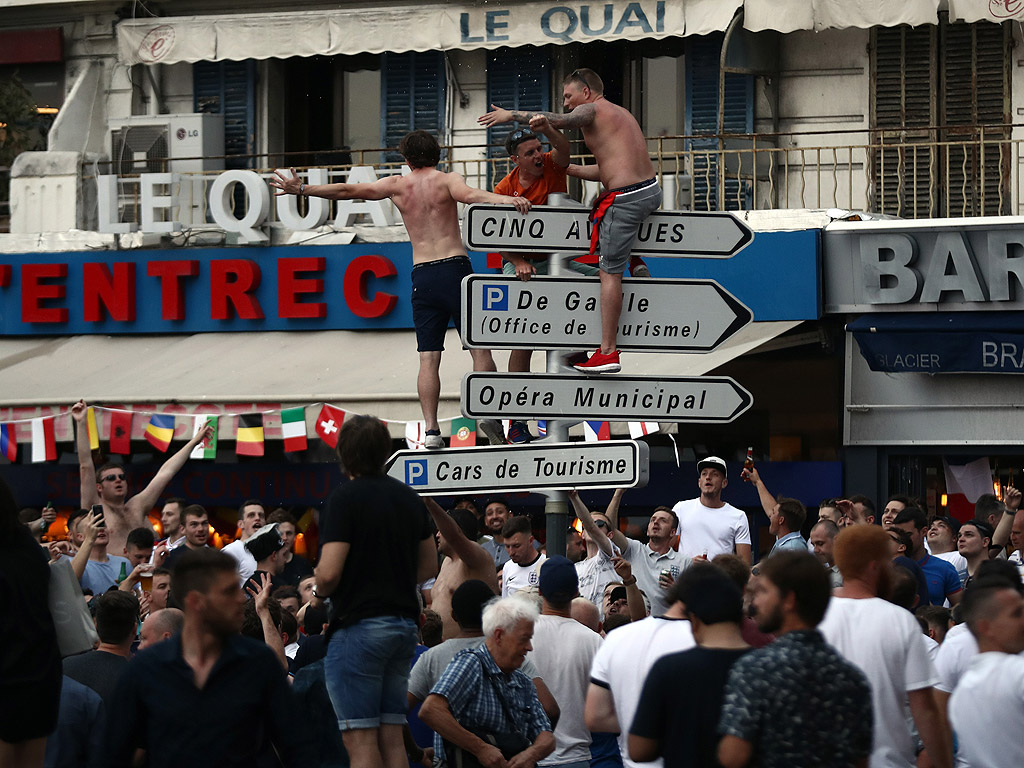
[236,414,265,457]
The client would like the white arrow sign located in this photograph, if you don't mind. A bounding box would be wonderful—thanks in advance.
[462,275,752,352]
[463,204,753,258]
[461,373,753,423]
[386,440,649,496]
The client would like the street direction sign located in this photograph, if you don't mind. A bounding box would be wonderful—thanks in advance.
[461,373,753,423]
[386,440,649,496]
[463,204,753,258]
[461,275,752,352]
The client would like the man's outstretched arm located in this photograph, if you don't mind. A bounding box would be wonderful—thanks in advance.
[479,104,597,132]
[72,400,99,508]
[270,168,400,200]
[127,423,214,523]
[447,174,531,213]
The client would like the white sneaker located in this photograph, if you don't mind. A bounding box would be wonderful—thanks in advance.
[424,432,444,450]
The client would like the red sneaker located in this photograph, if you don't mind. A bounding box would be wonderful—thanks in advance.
[573,349,621,374]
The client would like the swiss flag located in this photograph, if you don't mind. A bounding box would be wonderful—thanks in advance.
[109,410,133,454]
[315,405,345,448]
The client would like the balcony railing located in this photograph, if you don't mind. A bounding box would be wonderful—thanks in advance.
[35,124,1024,235]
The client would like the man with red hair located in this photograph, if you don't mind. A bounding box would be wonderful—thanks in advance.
[819,525,953,768]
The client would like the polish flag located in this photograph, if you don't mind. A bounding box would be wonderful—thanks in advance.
[32,416,57,462]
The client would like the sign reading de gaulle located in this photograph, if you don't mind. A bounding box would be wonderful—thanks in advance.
[386,440,649,496]
[462,373,753,423]
[463,204,753,258]
[461,275,752,351]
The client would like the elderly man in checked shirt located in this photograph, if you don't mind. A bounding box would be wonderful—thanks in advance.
[420,597,554,768]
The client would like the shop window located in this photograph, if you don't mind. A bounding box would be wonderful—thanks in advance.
[685,34,753,211]
[485,47,551,183]
[193,60,256,169]
[381,52,445,163]
[871,19,1010,217]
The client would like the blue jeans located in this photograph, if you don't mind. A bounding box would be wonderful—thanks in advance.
[325,616,418,730]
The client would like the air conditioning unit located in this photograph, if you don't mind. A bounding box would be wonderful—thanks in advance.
[107,114,225,226]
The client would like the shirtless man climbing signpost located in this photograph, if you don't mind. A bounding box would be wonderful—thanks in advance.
[479,68,661,374]
[270,131,530,448]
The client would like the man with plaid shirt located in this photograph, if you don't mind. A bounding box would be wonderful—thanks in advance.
[420,597,554,768]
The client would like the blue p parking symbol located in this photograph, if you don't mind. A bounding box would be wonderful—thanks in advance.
[482,285,508,311]
[405,459,428,486]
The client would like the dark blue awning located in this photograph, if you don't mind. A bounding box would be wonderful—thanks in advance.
[847,313,1024,374]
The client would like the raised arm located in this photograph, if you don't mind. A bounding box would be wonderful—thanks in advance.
[72,400,99,508]
[568,490,614,558]
[993,485,1020,549]
[446,173,531,213]
[425,498,491,573]
[270,168,400,201]
[128,422,214,523]
[72,510,102,581]
[528,115,571,168]
[247,572,289,671]
[604,488,625,531]
[479,103,597,132]
[741,467,778,521]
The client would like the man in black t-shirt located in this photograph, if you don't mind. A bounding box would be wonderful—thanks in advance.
[314,415,438,768]
[629,564,750,768]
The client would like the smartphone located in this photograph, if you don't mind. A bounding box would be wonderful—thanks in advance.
[92,503,105,527]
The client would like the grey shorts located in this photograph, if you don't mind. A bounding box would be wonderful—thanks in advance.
[593,180,662,274]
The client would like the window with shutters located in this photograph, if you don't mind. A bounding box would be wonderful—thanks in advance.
[193,61,256,170]
[685,34,754,211]
[871,19,1010,217]
[486,47,551,185]
[381,52,445,163]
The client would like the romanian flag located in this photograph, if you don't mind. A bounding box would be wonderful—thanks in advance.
[450,417,476,448]
[31,417,56,462]
[236,414,265,457]
[86,407,100,451]
[0,423,16,461]
[584,421,611,442]
[280,407,307,453]
[145,414,175,452]
[109,410,133,455]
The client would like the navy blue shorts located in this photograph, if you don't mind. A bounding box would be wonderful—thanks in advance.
[411,255,471,352]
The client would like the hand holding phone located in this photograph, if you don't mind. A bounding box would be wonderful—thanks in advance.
[91,503,106,528]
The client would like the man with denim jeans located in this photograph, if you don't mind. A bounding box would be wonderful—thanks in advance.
[315,415,439,768]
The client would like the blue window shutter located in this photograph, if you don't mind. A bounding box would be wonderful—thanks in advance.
[486,48,551,161]
[685,35,753,210]
[193,60,256,169]
[381,52,446,161]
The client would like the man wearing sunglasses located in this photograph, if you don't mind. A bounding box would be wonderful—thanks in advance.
[72,399,215,553]
[480,68,661,374]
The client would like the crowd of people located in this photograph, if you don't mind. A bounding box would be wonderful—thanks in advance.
[3,412,1024,768]
[4,68,1024,768]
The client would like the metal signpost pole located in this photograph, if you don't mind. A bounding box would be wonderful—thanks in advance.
[543,192,573,561]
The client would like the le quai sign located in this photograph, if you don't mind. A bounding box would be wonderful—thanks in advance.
[96,166,410,242]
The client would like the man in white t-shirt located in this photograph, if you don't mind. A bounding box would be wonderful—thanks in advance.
[1008,510,1024,577]
[672,457,751,565]
[585,581,695,768]
[221,499,266,586]
[501,514,546,597]
[948,578,1024,767]
[529,557,604,768]
[818,524,953,768]
[569,489,623,614]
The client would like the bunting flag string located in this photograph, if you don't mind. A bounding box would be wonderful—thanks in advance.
[0,403,663,463]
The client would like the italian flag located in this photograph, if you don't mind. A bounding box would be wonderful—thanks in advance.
[281,407,308,453]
